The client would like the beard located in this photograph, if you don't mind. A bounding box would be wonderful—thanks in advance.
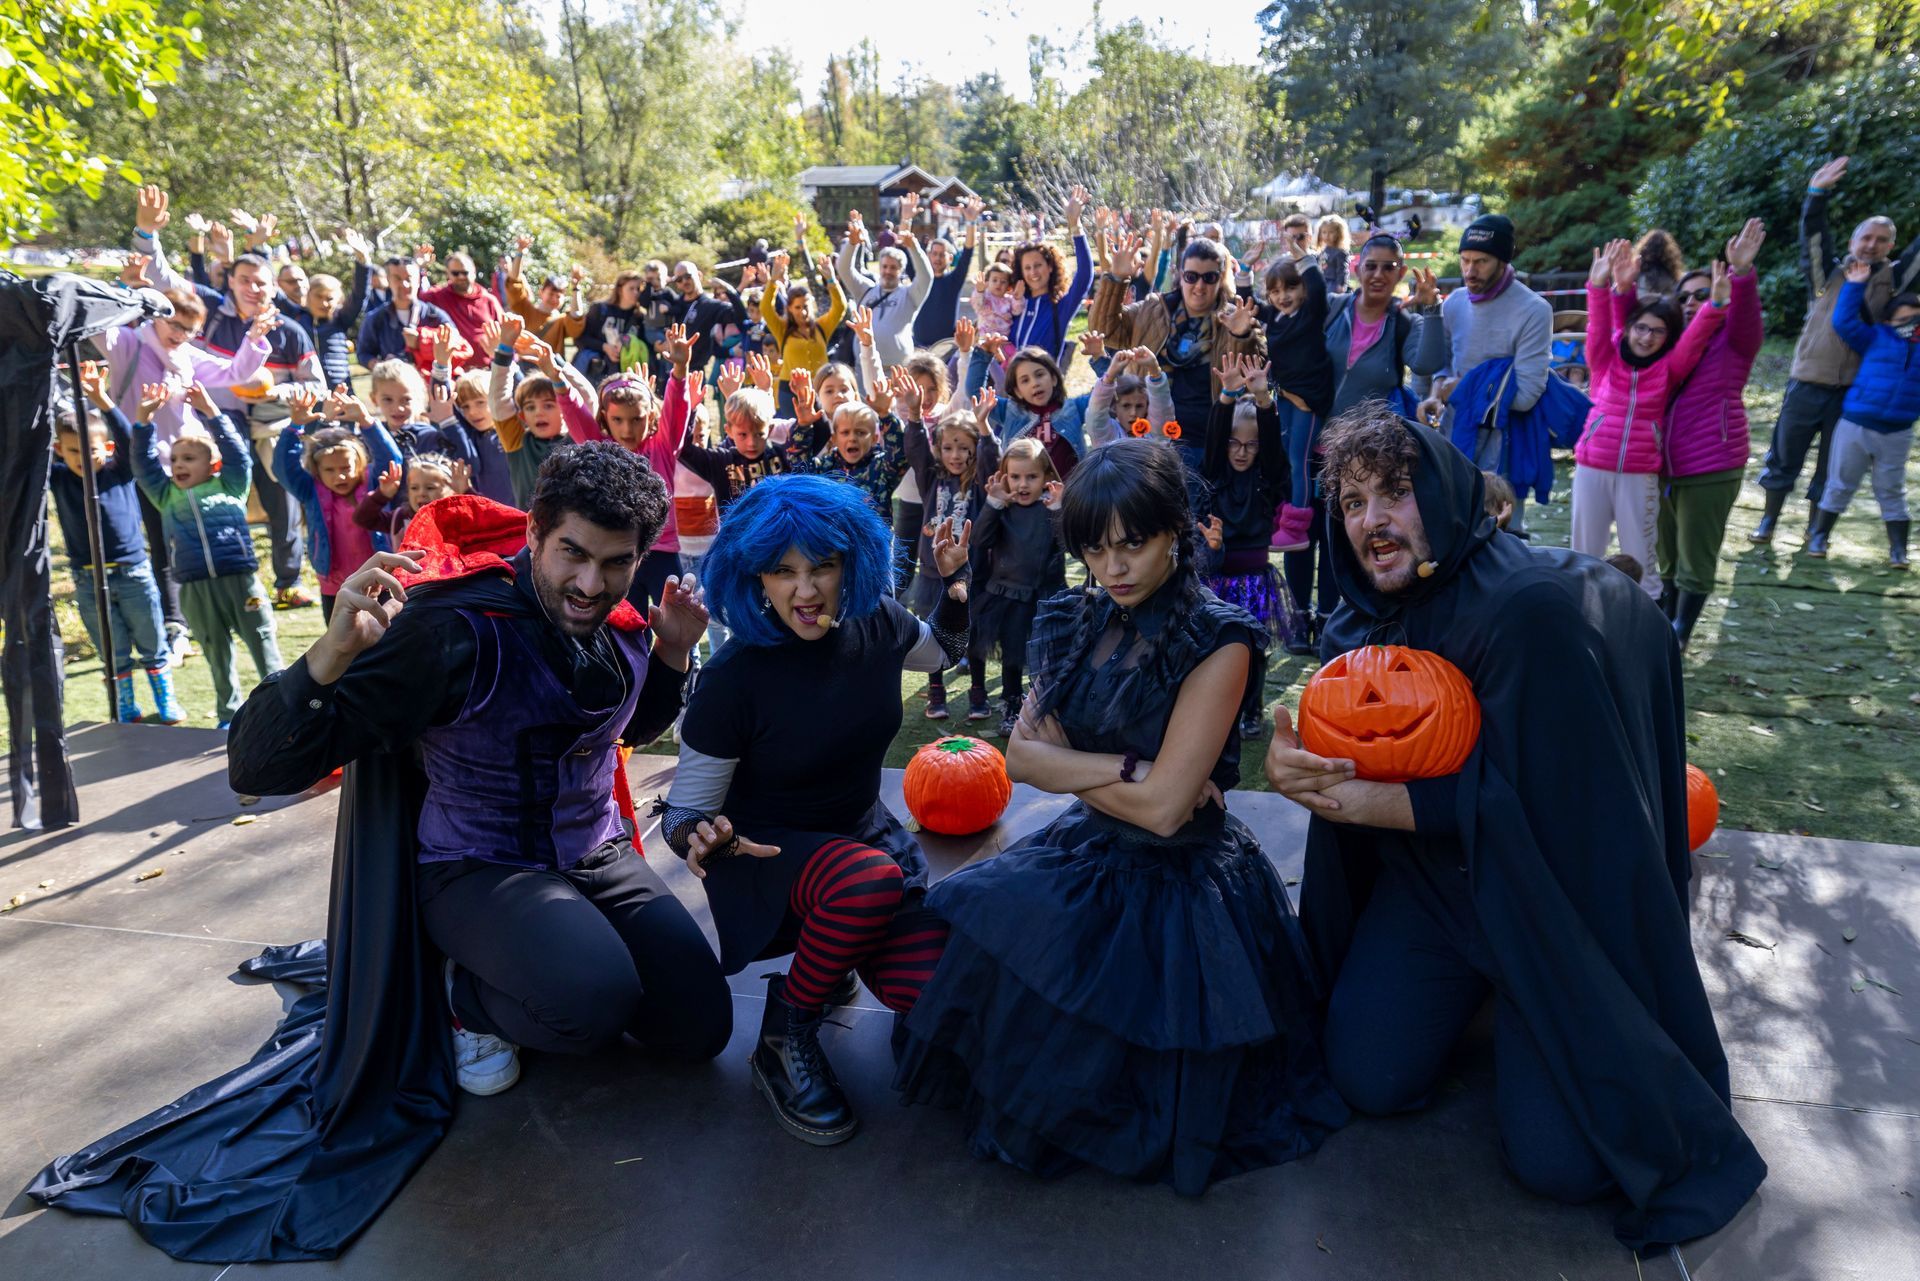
[531,557,616,638]
[1354,524,1434,594]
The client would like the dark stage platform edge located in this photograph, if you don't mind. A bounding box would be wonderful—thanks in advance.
[1,723,1915,1280]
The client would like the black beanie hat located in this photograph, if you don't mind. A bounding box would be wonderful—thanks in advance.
[1459,214,1515,263]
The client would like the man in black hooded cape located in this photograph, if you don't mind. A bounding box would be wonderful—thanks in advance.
[1270,406,1765,1252]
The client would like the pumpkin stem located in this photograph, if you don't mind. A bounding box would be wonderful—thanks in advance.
[937,737,976,754]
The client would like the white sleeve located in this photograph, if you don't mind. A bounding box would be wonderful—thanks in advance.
[664,744,738,816]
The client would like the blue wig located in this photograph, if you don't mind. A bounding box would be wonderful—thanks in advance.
[702,474,895,646]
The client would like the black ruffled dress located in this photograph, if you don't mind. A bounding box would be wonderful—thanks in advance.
[895,578,1348,1193]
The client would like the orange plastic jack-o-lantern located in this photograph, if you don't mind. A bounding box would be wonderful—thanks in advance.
[1685,764,1719,852]
[1297,645,1480,783]
[904,735,1012,835]
[229,368,277,402]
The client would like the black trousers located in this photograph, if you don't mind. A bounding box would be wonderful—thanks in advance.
[2,560,77,830]
[1756,378,1847,503]
[626,549,684,613]
[417,840,732,1060]
[1323,852,1612,1205]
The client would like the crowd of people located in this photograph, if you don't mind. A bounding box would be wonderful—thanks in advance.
[29,156,1918,1264]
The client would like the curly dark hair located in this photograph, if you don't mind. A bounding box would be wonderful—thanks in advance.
[1011,239,1068,302]
[1318,400,1420,494]
[1633,229,1686,297]
[528,440,669,549]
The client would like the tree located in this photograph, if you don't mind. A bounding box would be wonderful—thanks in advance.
[1260,0,1518,211]
[953,73,1030,194]
[716,49,818,189]
[1473,23,1692,272]
[0,0,203,245]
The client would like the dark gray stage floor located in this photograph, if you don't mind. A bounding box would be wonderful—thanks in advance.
[1,723,1915,1279]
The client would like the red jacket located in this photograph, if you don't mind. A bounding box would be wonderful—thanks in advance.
[1574,284,1724,475]
[421,283,504,372]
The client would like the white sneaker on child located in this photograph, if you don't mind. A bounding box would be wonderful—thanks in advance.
[446,959,520,1096]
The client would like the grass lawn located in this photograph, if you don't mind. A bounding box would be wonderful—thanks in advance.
[14,338,1918,843]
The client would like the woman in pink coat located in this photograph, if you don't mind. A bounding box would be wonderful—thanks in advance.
[1571,239,1725,598]
[1659,219,1767,649]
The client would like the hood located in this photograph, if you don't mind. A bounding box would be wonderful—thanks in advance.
[1325,418,1497,622]
[395,493,646,633]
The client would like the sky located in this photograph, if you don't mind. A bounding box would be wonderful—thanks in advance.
[721,0,1267,101]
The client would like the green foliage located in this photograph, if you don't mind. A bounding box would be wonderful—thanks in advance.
[423,192,565,274]
[1758,263,1812,340]
[0,0,203,245]
[689,189,812,263]
[1631,61,1920,335]
[1474,24,1691,273]
[1261,0,1518,210]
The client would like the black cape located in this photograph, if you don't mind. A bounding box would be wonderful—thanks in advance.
[0,272,169,828]
[23,570,534,1261]
[1298,422,1766,1252]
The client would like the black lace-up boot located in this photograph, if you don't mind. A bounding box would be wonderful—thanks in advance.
[751,973,857,1146]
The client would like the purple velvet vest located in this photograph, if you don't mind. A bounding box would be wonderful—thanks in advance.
[416,608,648,869]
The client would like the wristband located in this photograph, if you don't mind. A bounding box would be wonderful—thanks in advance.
[1221,386,1245,399]
[133,228,155,240]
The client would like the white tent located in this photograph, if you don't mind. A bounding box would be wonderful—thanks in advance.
[1249,172,1356,216]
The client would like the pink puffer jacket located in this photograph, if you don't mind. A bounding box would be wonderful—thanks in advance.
[1574,283,1724,474]
[1663,270,1765,478]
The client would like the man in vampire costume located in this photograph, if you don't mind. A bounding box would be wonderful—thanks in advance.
[1266,404,1766,1254]
[30,442,730,1262]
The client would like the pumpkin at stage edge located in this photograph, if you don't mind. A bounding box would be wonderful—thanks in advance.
[904,735,1012,836]
[1685,764,1720,852]
[1297,645,1480,783]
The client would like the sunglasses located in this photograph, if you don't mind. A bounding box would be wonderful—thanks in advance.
[448,269,471,279]
[1182,269,1221,286]
[1677,287,1710,303]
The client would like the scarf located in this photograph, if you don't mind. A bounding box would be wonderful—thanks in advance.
[1469,265,1516,305]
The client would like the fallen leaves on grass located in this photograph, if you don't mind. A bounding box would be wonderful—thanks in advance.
[135,867,165,882]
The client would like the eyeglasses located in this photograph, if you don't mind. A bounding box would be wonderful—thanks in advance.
[448,270,470,279]
[1226,440,1259,454]
[1629,323,1669,341]
[1677,288,1710,303]
[672,274,691,284]
[160,317,200,337]
[1181,269,1221,286]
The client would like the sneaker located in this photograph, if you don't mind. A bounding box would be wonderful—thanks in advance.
[965,696,992,721]
[1239,711,1265,740]
[273,586,317,610]
[924,695,949,720]
[997,712,1018,739]
[447,960,521,1096]
[164,621,194,667]
[215,720,231,731]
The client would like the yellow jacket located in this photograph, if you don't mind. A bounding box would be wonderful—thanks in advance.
[760,278,846,392]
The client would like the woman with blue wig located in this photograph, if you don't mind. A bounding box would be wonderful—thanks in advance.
[894,438,1348,1193]
[658,474,971,1147]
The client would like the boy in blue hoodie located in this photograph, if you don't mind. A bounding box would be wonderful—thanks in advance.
[61,363,186,723]
[129,380,285,728]
[1808,263,1920,568]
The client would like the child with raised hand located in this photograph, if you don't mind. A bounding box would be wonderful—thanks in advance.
[357,356,450,461]
[486,311,602,506]
[982,344,1089,481]
[357,452,468,544]
[129,381,283,728]
[62,362,184,724]
[903,397,997,719]
[1808,262,1920,568]
[1087,344,1176,446]
[964,252,1025,396]
[966,437,1067,736]
[808,367,911,517]
[592,324,697,607]
[308,228,374,390]
[1202,352,1291,730]
[429,367,515,506]
[1570,239,1726,597]
[275,388,404,623]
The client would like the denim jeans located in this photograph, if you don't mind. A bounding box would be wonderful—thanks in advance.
[70,560,167,674]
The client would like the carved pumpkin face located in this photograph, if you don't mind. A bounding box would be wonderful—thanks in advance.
[1685,764,1719,852]
[903,735,1012,836]
[1297,645,1480,782]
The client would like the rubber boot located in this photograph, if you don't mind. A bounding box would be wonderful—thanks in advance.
[1749,488,1787,543]
[1671,590,1710,653]
[146,664,187,724]
[1887,519,1910,571]
[751,974,857,1146]
[1804,506,1839,558]
[115,673,143,723]
[1656,578,1677,620]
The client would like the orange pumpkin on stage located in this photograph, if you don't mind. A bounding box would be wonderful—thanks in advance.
[903,735,1012,836]
[1685,764,1720,852]
[1297,645,1480,783]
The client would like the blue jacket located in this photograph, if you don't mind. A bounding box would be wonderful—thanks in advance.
[50,407,148,570]
[356,298,455,369]
[1448,358,1592,503]
[1833,280,1920,432]
[273,422,405,579]
[434,413,516,507]
[130,413,259,581]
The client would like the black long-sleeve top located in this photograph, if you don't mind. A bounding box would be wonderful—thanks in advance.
[228,552,687,798]
[1202,397,1291,554]
[1257,259,1336,419]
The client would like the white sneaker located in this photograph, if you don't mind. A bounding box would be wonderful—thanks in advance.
[453,1026,521,1096]
[164,622,192,668]
[447,959,520,1096]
